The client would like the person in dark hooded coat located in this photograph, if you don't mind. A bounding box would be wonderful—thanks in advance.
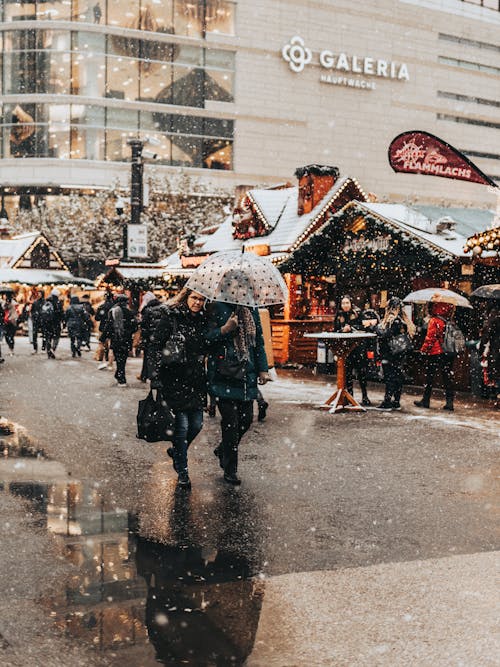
[205,301,269,486]
[138,291,164,382]
[151,287,208,489]
[102,294,137,386]
[64,296,91,357]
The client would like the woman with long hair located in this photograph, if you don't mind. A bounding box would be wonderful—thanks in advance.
[333,295,371,405]
[205,301,269,485]
[151,287,208,489]
[376,297,416,410]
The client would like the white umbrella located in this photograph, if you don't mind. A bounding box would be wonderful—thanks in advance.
[403,287,472,308]
[185,250,288,307]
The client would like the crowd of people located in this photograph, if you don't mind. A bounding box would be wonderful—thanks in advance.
[0,286,498,490]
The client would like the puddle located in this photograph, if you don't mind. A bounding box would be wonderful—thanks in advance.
[0,423,265,666]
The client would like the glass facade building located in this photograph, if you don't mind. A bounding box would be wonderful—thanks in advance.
[0,0,235,169]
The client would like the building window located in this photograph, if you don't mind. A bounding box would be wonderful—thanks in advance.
[1,0,236,35]
[0,102,233,169]
[460,0,500,10]
[437,113,500,130]
[438,91,500,109]
[438,56,500,75]
[438,33,500,53]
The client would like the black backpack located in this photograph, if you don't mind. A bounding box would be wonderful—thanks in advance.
[442,320,466,355]
[39,300,55,325]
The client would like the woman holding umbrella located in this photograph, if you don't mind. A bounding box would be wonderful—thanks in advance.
[414,297,457,411]
[185,251,286,485]
[206,301,270,485]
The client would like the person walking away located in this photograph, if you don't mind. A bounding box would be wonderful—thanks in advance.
[205,302,270,485]
[376,297,416,410]
[40,291,63,358]
[95,291,114,369]
[151,288,208,489]
[138,291,163,382]
[65,296,90,357]
[333,295,371,405]
[479,303,499,409]
[80,294,95,350]
[414,299,456,411]
[30,292,44,353]
[1,292,19,354]
[102,294,137,386]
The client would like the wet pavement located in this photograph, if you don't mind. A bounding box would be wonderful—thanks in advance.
[0,338,498,666]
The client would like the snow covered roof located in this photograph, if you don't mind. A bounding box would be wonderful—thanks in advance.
[163,176,367,270]
[0,268,93,285]
[359,203,497,258]
[0,232,41,268]
[113,266,164,280]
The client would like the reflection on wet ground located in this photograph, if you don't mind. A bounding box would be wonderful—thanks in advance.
[0,422,264,666]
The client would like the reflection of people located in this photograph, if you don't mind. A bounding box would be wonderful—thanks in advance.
[151,288,208,489]
[205,303,269,485]
[135,487,264,666]
[93,2,102,23]
[333,295,370,405]
[414,300,456,411]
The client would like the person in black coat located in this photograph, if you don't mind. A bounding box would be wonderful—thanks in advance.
[95,291,114,368]
[138,291,164,382]
[102,294,137,386]
[375,297,416,410]
[80,294,95,350]
[151,287,208,489]
[333,295,371,405]
[64,296,91,357]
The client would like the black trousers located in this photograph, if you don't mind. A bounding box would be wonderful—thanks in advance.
[346,347,368,396]
[113,345,129,384]
[217,398,254,475]
[382,361,404,402]
[423,354,454,400]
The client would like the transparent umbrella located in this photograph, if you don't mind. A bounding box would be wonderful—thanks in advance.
[403,287,472,308]
[185,250,288,307]
[470,284,500,300]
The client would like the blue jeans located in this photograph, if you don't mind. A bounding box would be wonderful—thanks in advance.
[172,408,204,473]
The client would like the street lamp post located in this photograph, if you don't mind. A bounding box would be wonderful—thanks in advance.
[123,138,145,261]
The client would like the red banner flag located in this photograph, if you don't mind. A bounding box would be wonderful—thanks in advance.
[388,130,497,187]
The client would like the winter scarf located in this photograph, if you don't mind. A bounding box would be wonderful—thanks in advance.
[233,306,256,361]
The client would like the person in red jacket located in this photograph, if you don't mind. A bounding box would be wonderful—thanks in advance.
[414,299,456,411]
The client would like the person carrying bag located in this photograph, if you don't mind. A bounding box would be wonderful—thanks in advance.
[376,297,416,410]
[150,287,208,489]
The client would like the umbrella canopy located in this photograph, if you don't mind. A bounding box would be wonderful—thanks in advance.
[470,284,500,300]
[185,250,288,307]
[403,287,472,308]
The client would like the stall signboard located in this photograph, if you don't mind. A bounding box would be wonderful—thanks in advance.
[127,225,148,258]
[343,236,391,253]
[388,131,498,187]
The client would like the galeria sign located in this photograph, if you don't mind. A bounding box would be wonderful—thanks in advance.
[281,36,410,88]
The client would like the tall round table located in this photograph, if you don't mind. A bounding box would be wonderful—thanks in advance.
[304,332,377,413]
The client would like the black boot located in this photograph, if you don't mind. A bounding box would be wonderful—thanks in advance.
[223,470,241,485]
[442,393,454,411]
[414,386,431,408]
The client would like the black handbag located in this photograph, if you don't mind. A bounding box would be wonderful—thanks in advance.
[216,351,247,380]
[388,332,413,357]
[161,315,186,366]
[136,390,175,442]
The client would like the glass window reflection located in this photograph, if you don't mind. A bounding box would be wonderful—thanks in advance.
[205,0,235,35]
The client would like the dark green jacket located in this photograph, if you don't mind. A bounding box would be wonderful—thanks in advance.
[205,302,268,401]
